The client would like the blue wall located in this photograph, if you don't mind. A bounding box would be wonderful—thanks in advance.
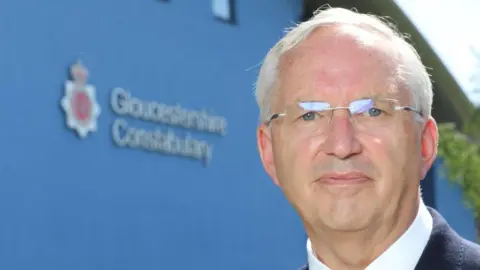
[0,1,307,269]
[432,159,477,242]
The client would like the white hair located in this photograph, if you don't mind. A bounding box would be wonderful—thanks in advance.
[254,7,432,123]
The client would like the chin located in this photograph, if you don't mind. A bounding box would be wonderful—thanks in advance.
[324,217,372,232]
[317,203,376,232]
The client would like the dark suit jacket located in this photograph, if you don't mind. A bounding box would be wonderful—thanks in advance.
[299,207,480,270]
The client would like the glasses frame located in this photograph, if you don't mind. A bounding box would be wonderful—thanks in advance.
[265,97,423,126]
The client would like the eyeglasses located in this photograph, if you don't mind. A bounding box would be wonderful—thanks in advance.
[266,97,423,134]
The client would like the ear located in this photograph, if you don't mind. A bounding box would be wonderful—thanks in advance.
[420,117,438,179]
[257,124,279,186]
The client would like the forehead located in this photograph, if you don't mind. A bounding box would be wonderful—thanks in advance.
[277,25,406,105]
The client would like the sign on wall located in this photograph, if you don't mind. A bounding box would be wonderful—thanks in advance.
[110,87,227,166]
[60,62,227,166]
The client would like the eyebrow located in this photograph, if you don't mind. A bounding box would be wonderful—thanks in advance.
[296,95,390,103]
[358,94,390,100]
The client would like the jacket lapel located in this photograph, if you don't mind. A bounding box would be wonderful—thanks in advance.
[414,207,463,270]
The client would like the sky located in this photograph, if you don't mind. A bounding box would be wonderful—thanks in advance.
[394,0,480,107]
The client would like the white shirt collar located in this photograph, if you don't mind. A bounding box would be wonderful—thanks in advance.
[307,200,433,270]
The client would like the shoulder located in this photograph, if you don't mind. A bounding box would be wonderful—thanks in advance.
[461,238,480,269]
[425,207,480,269]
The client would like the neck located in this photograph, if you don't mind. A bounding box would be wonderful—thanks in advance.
[308,195,421,269]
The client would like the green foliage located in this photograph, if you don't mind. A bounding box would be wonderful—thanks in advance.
[437,109,480,218]
[463,108,480,140]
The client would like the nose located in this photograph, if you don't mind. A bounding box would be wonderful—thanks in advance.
[320,111,362,159]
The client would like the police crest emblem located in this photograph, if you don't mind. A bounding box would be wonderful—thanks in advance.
[61,61,101,139]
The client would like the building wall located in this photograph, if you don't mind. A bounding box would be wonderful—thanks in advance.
[0,1,306,269]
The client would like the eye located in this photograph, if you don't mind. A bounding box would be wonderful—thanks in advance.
[301,111,317,121]
[365,107,383,117]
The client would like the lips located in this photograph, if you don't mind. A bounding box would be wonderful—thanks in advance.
[319,172,371,185]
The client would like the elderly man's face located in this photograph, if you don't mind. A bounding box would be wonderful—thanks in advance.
[257,26,438,232]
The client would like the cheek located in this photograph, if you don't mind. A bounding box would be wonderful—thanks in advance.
[362,126,419,187]
[361,134,402,191]
[363,135,395,168]
[368,123,415,162]
[274,132,315,185]
[392,121,423,167]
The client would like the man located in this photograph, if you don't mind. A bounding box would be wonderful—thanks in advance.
[254,6,480,270]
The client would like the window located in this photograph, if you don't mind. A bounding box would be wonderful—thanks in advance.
[212,0,236,24]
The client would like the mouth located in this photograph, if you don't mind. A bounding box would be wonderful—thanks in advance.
[318,172,371,186]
